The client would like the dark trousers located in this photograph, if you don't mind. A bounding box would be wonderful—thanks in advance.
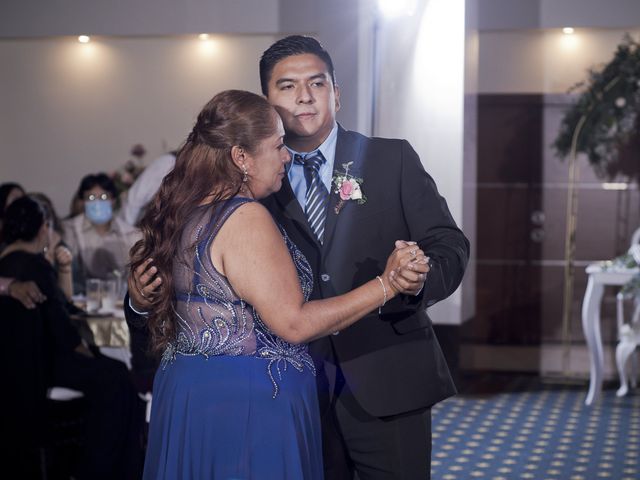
[318,358,432,480]
[53,350,144,480]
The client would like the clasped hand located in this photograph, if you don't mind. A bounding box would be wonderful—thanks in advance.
[382,240,430,297]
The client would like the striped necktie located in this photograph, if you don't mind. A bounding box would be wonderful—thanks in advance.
[294,152,329,243]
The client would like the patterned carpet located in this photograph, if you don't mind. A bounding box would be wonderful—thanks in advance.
[431,377,640,479]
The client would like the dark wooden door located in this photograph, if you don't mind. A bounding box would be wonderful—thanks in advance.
[469,95,544,345]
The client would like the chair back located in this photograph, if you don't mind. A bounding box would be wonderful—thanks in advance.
[631,227,640,264]
[631,227,640,247]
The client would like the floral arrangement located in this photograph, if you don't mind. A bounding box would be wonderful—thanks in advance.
[110,144,147,198]
[553,34,640,183]
[625,245,640,294]
[332,161,366,214]
[600,250,638,270]
[601,245,640,294]
[626,274,640,295]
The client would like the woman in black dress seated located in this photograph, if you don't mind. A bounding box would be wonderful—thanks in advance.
[0,195,143,479]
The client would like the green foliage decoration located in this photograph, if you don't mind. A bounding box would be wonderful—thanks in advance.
[553,34,640,182]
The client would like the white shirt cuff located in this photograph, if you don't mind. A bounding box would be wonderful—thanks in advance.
[129,296,149,316]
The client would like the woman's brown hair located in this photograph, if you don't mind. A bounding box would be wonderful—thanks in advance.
[130,89,278,354]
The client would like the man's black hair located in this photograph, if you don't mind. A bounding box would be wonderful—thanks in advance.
[259,35,337,96]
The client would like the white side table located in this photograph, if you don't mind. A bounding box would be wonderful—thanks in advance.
[582,263,639,405]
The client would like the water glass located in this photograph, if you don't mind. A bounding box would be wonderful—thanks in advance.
[86,279,102,313]
[102,279,118,312]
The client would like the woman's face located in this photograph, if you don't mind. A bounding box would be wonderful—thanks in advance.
[245,116,291,199]
[34,219,54,254]
[82,185,114,225]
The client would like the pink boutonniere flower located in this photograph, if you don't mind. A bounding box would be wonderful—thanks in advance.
[332,162,366,214]
[339,180,353,200]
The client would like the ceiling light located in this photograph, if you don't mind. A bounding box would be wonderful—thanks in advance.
[562,27,575,35]
[198,33,210,41]
[78,35,90,43]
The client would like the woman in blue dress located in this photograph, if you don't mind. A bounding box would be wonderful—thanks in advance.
[130,90,429,479]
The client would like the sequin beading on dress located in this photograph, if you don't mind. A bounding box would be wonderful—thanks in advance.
[161,197,315,397]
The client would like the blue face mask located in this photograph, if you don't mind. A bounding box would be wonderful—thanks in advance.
[85,199,113,225]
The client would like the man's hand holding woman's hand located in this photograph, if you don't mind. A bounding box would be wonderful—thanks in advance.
[386,240,430,297]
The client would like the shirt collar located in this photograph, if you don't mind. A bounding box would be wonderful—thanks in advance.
[286,122,338,172]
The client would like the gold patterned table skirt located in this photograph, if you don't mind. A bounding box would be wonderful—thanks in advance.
[73,311,130,348]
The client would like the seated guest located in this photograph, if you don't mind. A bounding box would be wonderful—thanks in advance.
[0,182,25,212]
[0,182,26,249]
[31,192,74,300]
[0,196,143,479]
[0,183,47,311]
[63,173,140,293]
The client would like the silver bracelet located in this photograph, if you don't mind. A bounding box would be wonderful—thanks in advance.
[375,275,387,313]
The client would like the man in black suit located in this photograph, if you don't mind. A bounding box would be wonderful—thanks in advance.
[129,35,469,479]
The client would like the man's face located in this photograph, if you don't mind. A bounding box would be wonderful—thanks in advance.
[266,53,340,153]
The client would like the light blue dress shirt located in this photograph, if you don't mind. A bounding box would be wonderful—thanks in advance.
[286,123,338,210]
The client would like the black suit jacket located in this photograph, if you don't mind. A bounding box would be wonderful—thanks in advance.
[262,125,469,417]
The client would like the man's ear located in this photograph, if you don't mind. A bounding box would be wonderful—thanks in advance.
[334,85,341,113]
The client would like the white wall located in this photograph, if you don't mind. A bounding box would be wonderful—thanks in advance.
[538,0,640,29]
[0,0,364,131]
[0,34,277,215]
[479,29,640,94]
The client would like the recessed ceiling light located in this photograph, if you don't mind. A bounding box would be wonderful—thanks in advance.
[198,33,210,41]
[562,27,575,35]
[78,35,90,43]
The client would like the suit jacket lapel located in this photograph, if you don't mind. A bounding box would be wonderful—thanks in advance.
[272,175,317,242]
[322,125,364,254]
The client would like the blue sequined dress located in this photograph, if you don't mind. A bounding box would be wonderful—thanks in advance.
[143,197,322,480]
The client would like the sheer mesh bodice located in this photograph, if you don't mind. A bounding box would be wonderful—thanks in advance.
[161,197,315,396]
